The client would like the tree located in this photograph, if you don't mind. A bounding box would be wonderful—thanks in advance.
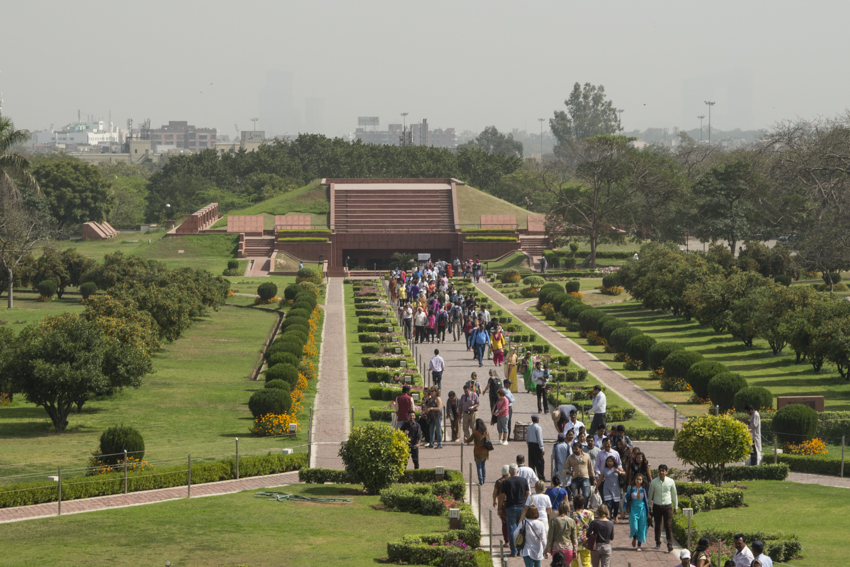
[455,145,522,192]
[389,252,416,270]
[748,284,818,355]
[0,116,40,201]
[794,229,850,292]
[0,196,55,307]
[787,296,850,372]
[550,83,622,151]
[25,247,69,298]
[488,161,556,213]
[684,270,772,335]
[109,174,149,229]
[673,414,752,485]
[544,136,682,267]
[461,126,523,158]
[61,248,96,290]
[8,313,147,431]
[32,160,115,230]
[339,422,409,494]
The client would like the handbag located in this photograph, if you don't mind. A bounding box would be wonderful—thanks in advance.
[484,432,495,452]
[587,489,602,510]
[583,522,597,551]
[514,520,527,550]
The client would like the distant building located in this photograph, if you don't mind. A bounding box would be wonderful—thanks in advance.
[148,121,217,152]
[214,131,267,155]
[354,117,456,149]
[33,121,125,151]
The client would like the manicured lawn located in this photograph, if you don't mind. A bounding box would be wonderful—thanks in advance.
[455,184,535,228]
[0,483,447,567]
[226,275,297,296]
[212,181,330,229]
[484,250,531,270]
[552,300,850,418]
[0,296,85,330]
[696,481,846,567]
[0,306,319,481]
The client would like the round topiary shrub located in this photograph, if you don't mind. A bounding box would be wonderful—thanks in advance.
[264,379,291,394]
[647,342,685,372]
[257,282,278,301]
[37,280,57,299]
[291,301,315,313]
[295,297,318,312]
[227,260,239,270]
[98,425,145,466]
[733,386,774,413]
[662,350,705,380]
[340,422,410,494]
[686,361,729,400]
[500,269,521,283]
[249,388,292,418]
[264,363,300,386]
[600,318,629,342]
[281,324,309,337]
[296,268,323,284]
[287,308,311,320]
[549,293,571,311]
[823,272,842,284]
[602,274,620,288]
[284,283,301,301]
[269,351,300,367]
[297,282,322,296]
[80,281,97,300]
[281,331,307,346]
[625,334,657,369]
[774,275,792,287]
[265,341,303,360]
[608,326,643,353]
[558,297,582,317]
[538,287,560,306]
[565,280,581,294]
[772,403,818,444]
[707,372,748,412]
[577,308,606,333]
[540,283,564,293]
[523,275,546,288]
[567,303,592,321]
[281,316,309,330]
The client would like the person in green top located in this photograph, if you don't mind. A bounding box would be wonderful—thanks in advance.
[521,353,535,393]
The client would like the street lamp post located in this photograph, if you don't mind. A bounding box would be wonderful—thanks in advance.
[697,115,705,141]
[538,118,544,159]
[401,112,409,146]
[704,102,715,144]
[618,109,624,130]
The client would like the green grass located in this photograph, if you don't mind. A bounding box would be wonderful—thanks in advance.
[556,300,850,419]
[0,296,86,331]
[483,250,531,270]
[0,306,320,481]
[0,483,448,567]
[696,481,845,567]
[456,184,536,228]
[212,181,330,229]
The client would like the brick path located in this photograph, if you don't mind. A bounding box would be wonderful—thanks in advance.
[476,282,676,428]
[311,277,349,469]
[0,471,299,524]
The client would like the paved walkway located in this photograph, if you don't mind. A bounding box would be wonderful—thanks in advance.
[0,471,299,524]
[477,282,676,428]
[311,277,349,469]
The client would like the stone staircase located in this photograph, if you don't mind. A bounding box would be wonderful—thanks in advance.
[520,235,548,257]
[333,187,455,231]
[243,236,275,257]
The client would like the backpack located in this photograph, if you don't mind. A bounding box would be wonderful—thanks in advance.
[438,311,448,325]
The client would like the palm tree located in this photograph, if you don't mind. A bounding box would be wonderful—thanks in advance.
[390,252,416,270]
[0,116,40,201]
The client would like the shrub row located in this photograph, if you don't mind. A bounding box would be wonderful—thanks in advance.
[0,453,306,509]
[360,355,414,368]
[775,454,843,476]
[369,385,403,401]
[689,463,789,482]
[672,516,801,563]
[624,427,677,441]
[386,505,481,564]
[277,237,329,242]
[370,407,420,422]
[463,236,518,242]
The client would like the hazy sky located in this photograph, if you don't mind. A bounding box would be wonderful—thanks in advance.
[3,1,849,138]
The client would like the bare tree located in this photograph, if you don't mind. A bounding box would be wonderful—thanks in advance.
[0,196,55,308]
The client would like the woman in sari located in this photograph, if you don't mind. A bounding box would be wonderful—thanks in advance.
[505,348,519,393]
[521,353,535,393]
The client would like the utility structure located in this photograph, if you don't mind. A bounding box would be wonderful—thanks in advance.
[697,115,706,141]
[400,112,410,147]
[704,101,715,144]
[538,118,544,158]
[251,117,259,131]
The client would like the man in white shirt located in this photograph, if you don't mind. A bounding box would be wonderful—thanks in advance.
[428,349,445,391]
[531,362,549,414]
[525,414,546,481]
[516,454,539,491]
[745,404,762,466]
[594,436,622,474]
[482,308,491,325]
[567,409,584,437]
[751,541,773,567]
[732,534,755,567]
[593,424,608,448]
[588,385,607,434]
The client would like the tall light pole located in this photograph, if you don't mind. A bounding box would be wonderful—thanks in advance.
[250,117,259,131]
[538,118,544,158]
[618,109,624,130]
[697,115,705,141]
[400,112,409,147]
[704,101,715,144]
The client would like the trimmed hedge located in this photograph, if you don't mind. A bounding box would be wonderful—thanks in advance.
[776,454,843,476]
[463,236,518,242]
[577,309,606,333]
[268,351,300,367]
[0,453,306,509]
[248,388,292,418]
[772,404,818,444]
[277,237,329,242]
[689,463,789,482]
[707,372,748,413]
[608,326,643,353]
[370,407,420,422]
[264,379,291,394]
[625,334,656,369]
[733,386,774,412]
[623,427,676,441]
[647,342,685,372]
[672,516,802,563]
[663,350,705,380]
[277,229,332,234]
[685,361,729,400]
[369,385,403,401]
[567,303,592,321]
[599,318,629,342]
[265,363,299,386]
[565,280,581,293]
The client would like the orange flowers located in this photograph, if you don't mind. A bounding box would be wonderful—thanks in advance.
[785,438,828,455]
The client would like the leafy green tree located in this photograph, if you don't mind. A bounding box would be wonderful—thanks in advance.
[0,116,40,201]
[339,422,409,494]
[673,414,752,485]
[748,285,818,355]
[144,172,218,222]
[61,248,96,289]
[488,162,556,212]
[0,326,17,400]
[390,252,416,270]
[0,196,55,308]
[461,126,523,158]
[108,174,149,229]
[456,145,522,193]
[794,229,850,292]
[787,296,850,372]
[82,294,161,357]
[8,313,148,431]
[550,83,622,151]
[26,247,69,298]
[684,270,772,335]
[32,160,115,230]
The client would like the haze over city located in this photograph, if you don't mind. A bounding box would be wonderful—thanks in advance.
[3,0,850,139]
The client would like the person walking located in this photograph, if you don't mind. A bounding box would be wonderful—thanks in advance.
[526,414,546,481]
[494,465,511,547]
[521,479,554,526]
[425,310,437,343]
[565,442,596,505]
[472,322,491,367]
[483,369,502,413]
[463,317,475,351]
[691,537,712,567]
[571,495,595,567]
[503,379,515,440]
[745,404,762,466]
[505,348,519,392]
[465,418,491,485]
[648,464,678,553]
[446,390,461,442]
[460,383,480,442]
[400,302,413,339]
[413,307,427,343]
[491,326,505,366]
[732,534,755,567]
[624,473,649,551]
[393,385,414,429]
[502,463,531,557]
[451,301,464,341]
[545,476,570,517]
[514,505,547,567]
[594,437,622,476]
[532,361,550,414]
[545,500,578,566]
[516,454,539,491]
[597,456,626,523]
[588,385,607,435]
[429,349,445,391]
[493,389,510,445]
[752,541,773,567]
[588,504,615,567]
[521,353,535,393]
[399,411,421,469]
[626,450,652,492]
[425,387,443,449]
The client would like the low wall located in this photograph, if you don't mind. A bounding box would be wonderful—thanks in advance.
[274,241,333,261]
[461,240,521,261]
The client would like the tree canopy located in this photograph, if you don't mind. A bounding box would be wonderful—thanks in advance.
[550,83,622,151]
[33,160,115,229]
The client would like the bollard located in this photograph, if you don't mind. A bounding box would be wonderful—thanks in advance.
[57,467,62,516]
[674,405,678,431]
[477,482,481,525]
[124,450,128,494]
[489,509,493,559]
[469,462,473,492]
[351,406,354,428]
[716,404,720,417]
[842,436,846,478]
[773,435,778,464]
[500,541,505,565]
[236,438,240,480]
[187,454,192,498]
[460,442,464,473]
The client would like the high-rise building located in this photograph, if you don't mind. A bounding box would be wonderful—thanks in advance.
[259,70,301,137]
[354,118,456,149]
[305,97,326,134]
